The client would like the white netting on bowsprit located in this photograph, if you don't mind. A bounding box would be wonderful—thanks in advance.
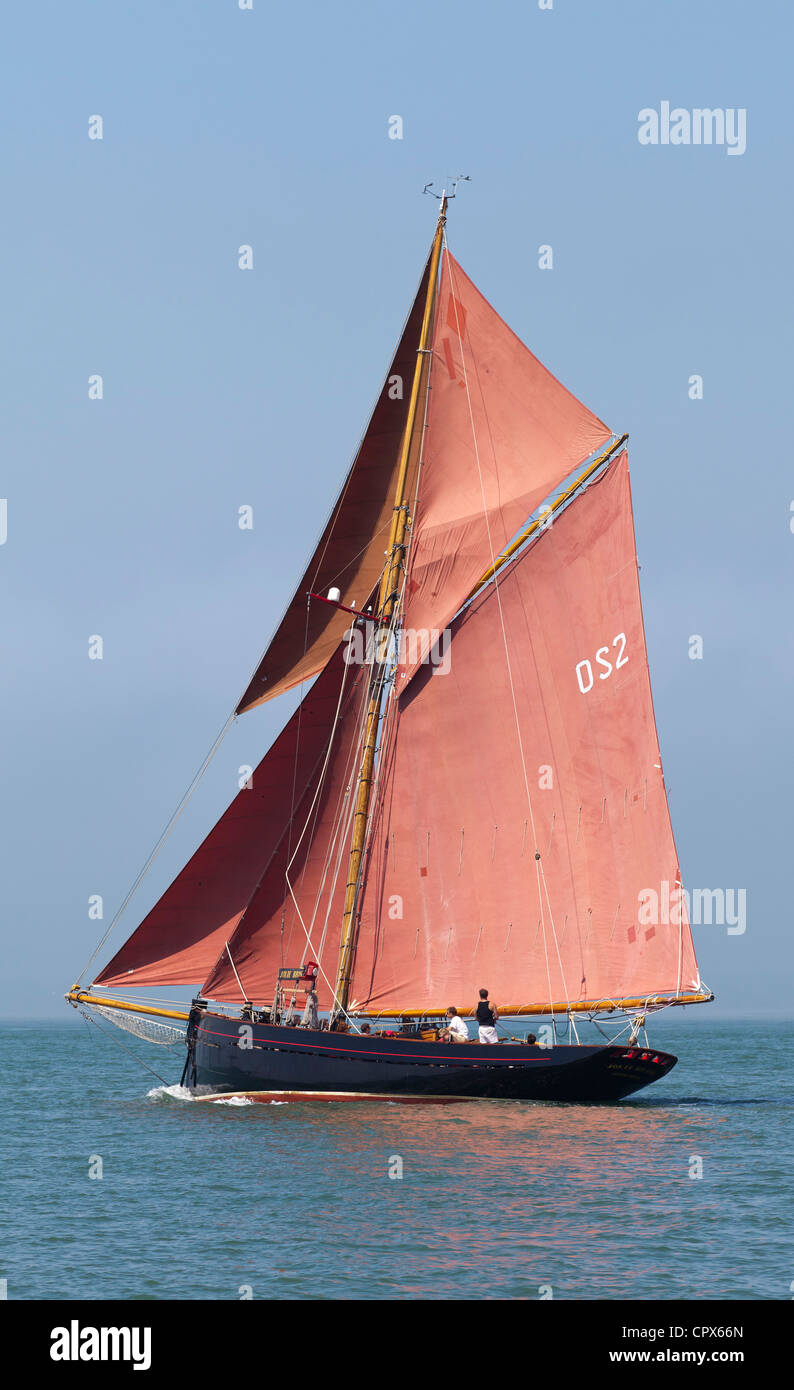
[91,1005,186,1047]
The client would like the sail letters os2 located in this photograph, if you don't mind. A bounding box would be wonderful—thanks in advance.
[67,200,712,1104]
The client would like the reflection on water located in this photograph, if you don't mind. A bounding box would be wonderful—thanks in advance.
[3,1019,792,1299]
[165,1082,786,1299]
[633,1096,793,1108]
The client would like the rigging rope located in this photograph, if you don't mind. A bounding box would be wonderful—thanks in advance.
[73,276,427,993]
[282,637,364,1011]
[445,243,574,1017]
[285,554,409,1022]
[73,707,238,987]
[90,1003,186,1046]
[299,677,372,972]
[281,593,314,968]
[78,1006,173,1086]
[342,301,438,1014]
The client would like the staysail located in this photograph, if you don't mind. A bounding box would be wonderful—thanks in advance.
[349,453,701,1013]
[236,257,433,713]
[396,252,613,684]
[95,641,369,993]
[201,640,371,1009]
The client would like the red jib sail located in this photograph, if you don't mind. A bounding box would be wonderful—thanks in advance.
[236,257,432,713]
[396,251,612,685]
[350,453,700,1013]
[95,642,368,992]
[201,642,371,1009]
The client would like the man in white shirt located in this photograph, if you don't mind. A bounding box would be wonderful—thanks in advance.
[441,1007,470,1043]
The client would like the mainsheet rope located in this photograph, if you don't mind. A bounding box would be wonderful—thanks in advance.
[444,243,574,1019]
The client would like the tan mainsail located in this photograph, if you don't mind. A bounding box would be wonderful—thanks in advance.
[350,454,702,1015]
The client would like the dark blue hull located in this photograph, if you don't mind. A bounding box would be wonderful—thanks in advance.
[185,1013,676,1103]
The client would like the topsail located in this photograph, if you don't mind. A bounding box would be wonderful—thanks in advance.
[236,258,433,712]
[397,253,612,684]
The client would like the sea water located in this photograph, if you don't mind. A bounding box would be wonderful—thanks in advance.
[1,1016,790,1300]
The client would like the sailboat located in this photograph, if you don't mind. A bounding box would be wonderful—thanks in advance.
[67,194,712,1103]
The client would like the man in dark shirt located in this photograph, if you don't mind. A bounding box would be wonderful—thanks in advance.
[475,988,499,1044]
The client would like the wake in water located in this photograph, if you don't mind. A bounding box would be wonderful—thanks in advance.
[146,1083,196,1102]
[146,1084,285,1107]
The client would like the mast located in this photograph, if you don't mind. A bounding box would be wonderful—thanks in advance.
[331,198,447,1019]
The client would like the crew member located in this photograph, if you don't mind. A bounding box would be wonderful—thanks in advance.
[475,988,499,1044]
[301,988,319,1030]
[441,1007,469,1043]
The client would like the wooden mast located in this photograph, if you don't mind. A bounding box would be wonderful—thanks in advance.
[331,198,447,1020]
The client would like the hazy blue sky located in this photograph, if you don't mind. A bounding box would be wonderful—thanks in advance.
[2,1,791,1017]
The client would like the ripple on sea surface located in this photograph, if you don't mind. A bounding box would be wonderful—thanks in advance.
[1,1019,790,1299]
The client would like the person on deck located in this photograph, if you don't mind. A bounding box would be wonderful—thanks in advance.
[441,1007,469,1044]
[476,989,499,1044]
[301,988,319,1030]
